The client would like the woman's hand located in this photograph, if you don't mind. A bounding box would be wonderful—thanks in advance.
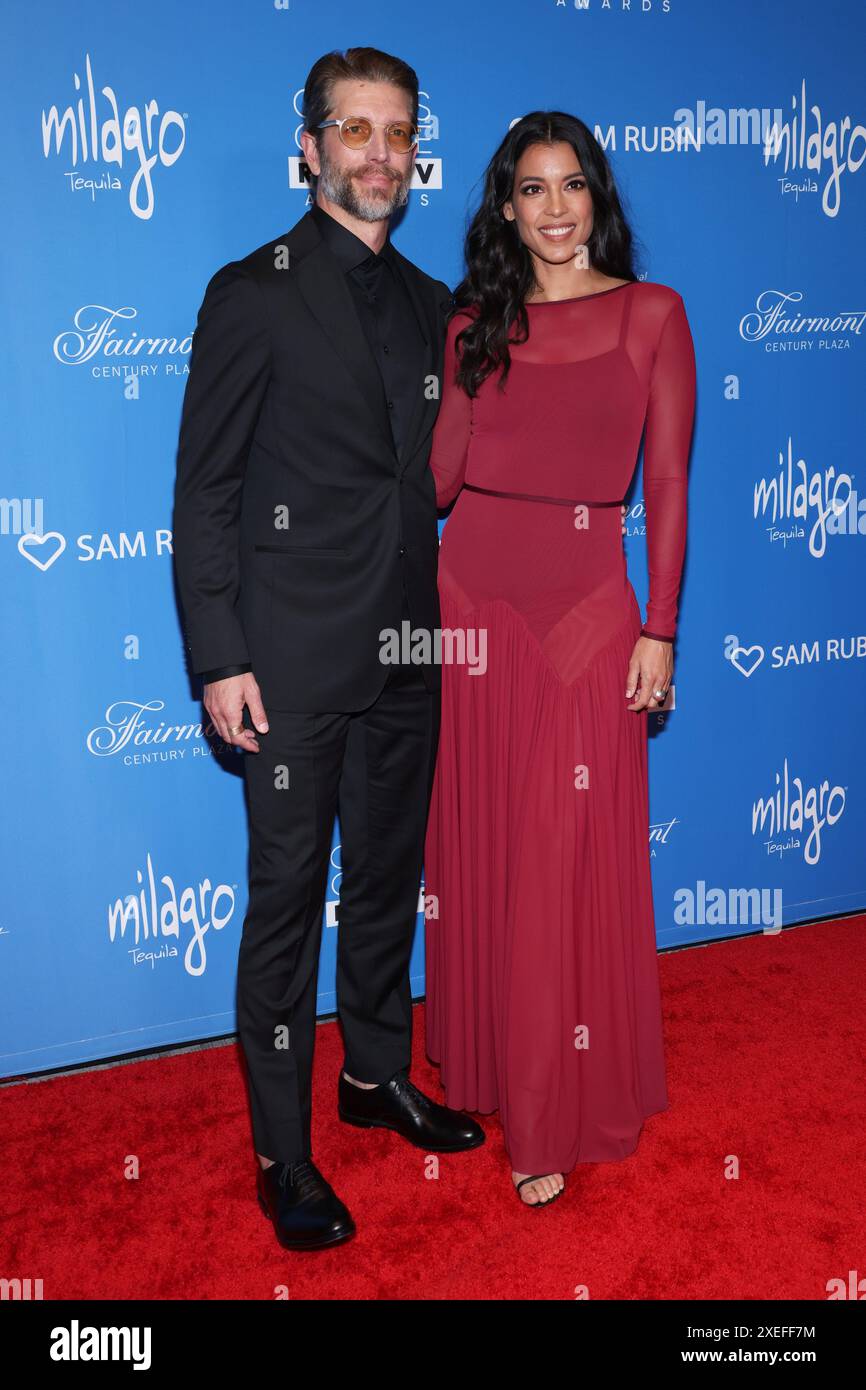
[625,636,673,712]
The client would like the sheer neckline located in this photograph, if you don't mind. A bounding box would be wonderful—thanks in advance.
[525,281,636,306]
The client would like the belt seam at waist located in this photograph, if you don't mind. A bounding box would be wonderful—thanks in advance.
[463,483,624,508]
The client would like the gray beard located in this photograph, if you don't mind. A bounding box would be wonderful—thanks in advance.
[316,148,411,223]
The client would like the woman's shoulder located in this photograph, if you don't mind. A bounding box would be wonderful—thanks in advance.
[447,303,480,326]
[630,280,689,339]
[631,278,685,307]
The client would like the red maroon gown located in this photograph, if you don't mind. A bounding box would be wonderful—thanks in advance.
[424,281,696,1175]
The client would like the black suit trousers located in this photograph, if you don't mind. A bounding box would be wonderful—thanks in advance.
[235,594,440,1163]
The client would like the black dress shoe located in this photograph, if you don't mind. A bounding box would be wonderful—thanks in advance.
[338,1069,485,1153]
[257,1158,355,1251]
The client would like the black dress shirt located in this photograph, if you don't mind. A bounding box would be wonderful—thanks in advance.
[199,203,426,686]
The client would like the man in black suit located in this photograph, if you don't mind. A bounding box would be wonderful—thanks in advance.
[172,47,483,1252]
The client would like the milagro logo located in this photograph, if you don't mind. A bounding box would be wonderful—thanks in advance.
[108,851,236,976]
[762,78,866,218]
[753,436,861,557]
[288,85,443,195]
[54,305,192,376]
[752,757,846,865]
[739,290,866,352]
[41,52,186,219]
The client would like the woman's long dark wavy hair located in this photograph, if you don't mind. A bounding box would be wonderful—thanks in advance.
[452,111,639,396]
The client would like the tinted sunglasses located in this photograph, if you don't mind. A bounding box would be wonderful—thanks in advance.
[317,116,419,154]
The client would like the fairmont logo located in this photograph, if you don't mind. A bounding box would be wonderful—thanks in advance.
[752,757,845,865]
[739,291,866,348]
[86,700,219,762]
[54,305,192,368]
[41,53,186,220]
[649,816,680,855]
[108,851,236,977]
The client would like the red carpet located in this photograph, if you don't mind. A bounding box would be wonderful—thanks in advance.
[2,916,864,1300]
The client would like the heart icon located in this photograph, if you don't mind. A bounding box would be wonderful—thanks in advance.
[730,644,764,678]
[18,531,67,571]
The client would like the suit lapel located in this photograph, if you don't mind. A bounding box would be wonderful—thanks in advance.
[291,212,396,459]
[285,209,444,472]
[397,264,452,472]
[388,251,435,475]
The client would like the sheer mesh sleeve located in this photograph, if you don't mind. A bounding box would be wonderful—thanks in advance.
[429,312,473,508]
[640,294,696,643]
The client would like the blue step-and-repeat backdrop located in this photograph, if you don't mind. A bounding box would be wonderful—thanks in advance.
[2,1,864,1078]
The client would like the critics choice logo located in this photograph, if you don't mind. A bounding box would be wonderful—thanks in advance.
[287,85,443,194]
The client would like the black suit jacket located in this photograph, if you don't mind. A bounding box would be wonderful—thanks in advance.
[172,209,452,712]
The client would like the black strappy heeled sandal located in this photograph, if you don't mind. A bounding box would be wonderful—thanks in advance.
[514,1174,565,1208]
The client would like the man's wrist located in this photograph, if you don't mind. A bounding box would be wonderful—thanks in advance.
[200,662,252,684]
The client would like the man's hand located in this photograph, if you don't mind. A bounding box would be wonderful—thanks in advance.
[203,671,269,751]
[625,636,673,713]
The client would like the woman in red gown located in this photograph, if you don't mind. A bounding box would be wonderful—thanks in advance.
[424,112,697,1206]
